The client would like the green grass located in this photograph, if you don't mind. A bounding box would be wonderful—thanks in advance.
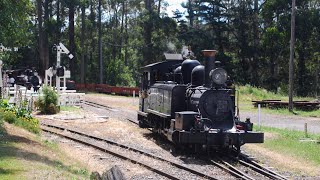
[0,141,27,179]
[60,106,81,112]
[0,128,90,179]
[43,139,59,150]
[257,126,320,165]
[237,85,320,117]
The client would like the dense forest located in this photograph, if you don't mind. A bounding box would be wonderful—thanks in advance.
[0,0,319,96]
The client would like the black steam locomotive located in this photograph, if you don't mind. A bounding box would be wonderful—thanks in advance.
[138,50,263,153]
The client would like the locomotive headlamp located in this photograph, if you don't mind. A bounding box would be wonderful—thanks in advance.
[210,68,228,85]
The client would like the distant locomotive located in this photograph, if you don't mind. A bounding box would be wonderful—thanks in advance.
[5,68,41,90]
[138,50,264,153]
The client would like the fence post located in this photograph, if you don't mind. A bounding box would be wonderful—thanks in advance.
[258,104,261,131]
[304,122,308,138]
[132,91,135,105]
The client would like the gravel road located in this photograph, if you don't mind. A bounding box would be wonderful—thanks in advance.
[241,111,320,134]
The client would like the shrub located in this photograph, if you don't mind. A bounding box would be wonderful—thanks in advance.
[0,115,3,128]
[36,85,60,114]
[0,99,9,109]
[0,109,40,134]
[16,116,40,134]
[0,99,40,134]
[3,111,17,124]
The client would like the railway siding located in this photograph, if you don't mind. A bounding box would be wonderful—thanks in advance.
[41,123,228,180]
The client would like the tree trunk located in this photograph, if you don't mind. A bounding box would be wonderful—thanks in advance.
[289,0,296,112]
[37,0,45,76]
[98,0,103,84]
[124,1,128,66]
[157,0,161,15]
[251,0,259,86]
[89,0,97,83]
[188,0,194,27]
[80,4,85,84]
[119,2,125,60]
[69,3,76,80]
[143,0,154,65]
[112,8,118,61]
[56,0,60,43]
[43,0,50,71]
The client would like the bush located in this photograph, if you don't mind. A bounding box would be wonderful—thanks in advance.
[0,99,40,134]
[2,111,17,124]
[16,116,40,134]
[0,115,3,129]
[36,85,60,114]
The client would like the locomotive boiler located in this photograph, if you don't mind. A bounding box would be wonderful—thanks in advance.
[138,50,263,153]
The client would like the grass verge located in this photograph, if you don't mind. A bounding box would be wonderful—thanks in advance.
[237,85,320,118]
[257,126,320,165]
[0,123,89,179]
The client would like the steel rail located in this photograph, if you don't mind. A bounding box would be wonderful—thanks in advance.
[214,157,255,180]
[84,100,114,110]
[84,100,139,124]
[41,125,180,180]
[41,122,218,180]
[238,153,288,180]
[208,159,251,180]
[125,118,138,125]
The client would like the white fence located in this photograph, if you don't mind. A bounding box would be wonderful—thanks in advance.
[4,85,84,111]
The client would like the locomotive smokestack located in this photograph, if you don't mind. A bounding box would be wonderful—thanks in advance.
[202,50,218,87]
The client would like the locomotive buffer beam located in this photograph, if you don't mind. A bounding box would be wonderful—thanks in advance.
[168,130,264,146]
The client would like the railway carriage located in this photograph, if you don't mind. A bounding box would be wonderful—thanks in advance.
[138,50,264,153]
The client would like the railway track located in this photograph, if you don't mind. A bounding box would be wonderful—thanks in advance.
[237,153,288,180]
[80,100,288,179]
[84,100,139,124]
[209,155,288,180]
[83,100,117,111]
[41,122,222,180]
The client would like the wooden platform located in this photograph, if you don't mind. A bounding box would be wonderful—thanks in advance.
[252,100,320,111]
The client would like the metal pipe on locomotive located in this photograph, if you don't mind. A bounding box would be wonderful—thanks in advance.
[138,49,264,153]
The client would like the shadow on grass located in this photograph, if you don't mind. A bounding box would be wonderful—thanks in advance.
[0,168,22,175]
[0,128,87,177]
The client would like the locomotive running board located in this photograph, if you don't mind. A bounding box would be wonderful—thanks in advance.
[146,109,171,118]
[137,110,148,117]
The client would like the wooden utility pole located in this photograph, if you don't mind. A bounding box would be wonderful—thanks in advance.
[316,56,319,98]
[289,0,296,112]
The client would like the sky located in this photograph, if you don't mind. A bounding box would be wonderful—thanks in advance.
[166,0,187,17]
